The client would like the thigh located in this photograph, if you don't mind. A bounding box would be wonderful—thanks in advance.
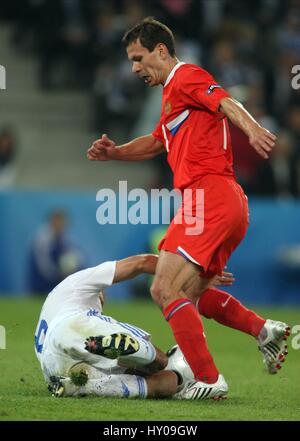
[159,175,248,275]
[49,313,155,373]
[183,273,212,303]
[41,320,86,381]
[46,315,119,374]
[205,183,249,277]
[153,249,201,295]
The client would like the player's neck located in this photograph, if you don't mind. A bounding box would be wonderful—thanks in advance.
[162,57,180,86]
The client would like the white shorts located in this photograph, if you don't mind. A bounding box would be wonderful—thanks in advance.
[40,311,154,382]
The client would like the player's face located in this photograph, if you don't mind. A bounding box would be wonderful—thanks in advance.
[127,40,165,87]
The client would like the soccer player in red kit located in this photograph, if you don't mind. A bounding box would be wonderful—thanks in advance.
[87,18,290,400]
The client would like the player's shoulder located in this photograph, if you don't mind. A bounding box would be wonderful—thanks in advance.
[67,260,117,288]
[68,260,113,280]
[176,63,215,82]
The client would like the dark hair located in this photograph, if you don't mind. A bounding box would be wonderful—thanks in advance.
[122,17,176,57]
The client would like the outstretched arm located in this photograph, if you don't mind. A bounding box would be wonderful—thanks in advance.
[87,134,165,162]
[219,97,277,159]
[113,254,158,283]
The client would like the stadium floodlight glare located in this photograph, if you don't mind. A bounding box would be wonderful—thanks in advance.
[0,65,6,90]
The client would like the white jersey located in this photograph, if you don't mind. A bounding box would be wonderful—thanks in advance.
[34,261,116,360]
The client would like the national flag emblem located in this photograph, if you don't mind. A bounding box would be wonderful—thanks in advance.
[164,101,172,114]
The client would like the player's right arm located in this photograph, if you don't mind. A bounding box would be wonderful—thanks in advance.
[113,254,158,283]
[87,134,165,161]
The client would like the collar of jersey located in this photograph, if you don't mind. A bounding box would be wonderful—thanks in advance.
[164,61,186,88]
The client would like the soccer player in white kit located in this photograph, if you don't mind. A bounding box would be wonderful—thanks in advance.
[34,254,178,399]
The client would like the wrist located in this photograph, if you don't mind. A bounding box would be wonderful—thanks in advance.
[245,121,260,137]
[107,145,120,160]
[143,254,158,274]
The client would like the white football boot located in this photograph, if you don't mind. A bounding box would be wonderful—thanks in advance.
[176,374,228,401]
[257,319,290,374]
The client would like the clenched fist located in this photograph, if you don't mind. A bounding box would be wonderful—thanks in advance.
[87,134,116,161]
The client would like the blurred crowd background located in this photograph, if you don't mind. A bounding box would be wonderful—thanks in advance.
[0,0,299,303]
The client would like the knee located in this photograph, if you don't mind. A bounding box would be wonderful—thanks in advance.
[150,277,169,308]
[151,272,184,309]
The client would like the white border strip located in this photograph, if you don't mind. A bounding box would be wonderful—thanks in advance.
[166,109,189,131]
[162,124,169,152]
[222,119,227,150]
[177,246,201,266]
[164,62,186,88]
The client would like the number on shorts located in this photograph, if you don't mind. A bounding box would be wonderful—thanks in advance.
[34,319,48,353]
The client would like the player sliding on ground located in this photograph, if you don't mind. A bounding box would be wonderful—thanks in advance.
[87,18,290,400]
[34,254,234,399]
[35,254,176,399]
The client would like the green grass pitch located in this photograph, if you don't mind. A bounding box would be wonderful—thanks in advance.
[0,298,299,421]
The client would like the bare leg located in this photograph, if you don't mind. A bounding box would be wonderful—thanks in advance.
[151,250,200,309]
[146,370,178,398]
[150,250,219,384]
[122,346,168,376]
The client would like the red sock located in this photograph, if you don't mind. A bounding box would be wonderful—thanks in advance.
[197,288,265,337]
[163,298,219,384]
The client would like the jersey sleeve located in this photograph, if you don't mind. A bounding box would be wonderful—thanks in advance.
[152,120,164,144]
[73,261,117,291]
[179,66,230,113]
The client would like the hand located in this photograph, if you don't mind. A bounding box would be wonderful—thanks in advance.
[248,125,276,159]
[143,254,159,274]
[87,134,116,161]
[210,271,235,287]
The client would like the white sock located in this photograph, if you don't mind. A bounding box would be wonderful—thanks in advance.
[118,338,156,367]
[79,374,148,398]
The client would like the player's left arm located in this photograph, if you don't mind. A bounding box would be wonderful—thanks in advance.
[113,254,158,283]
[219,97,277,159]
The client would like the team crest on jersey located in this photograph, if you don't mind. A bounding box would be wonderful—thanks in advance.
[164,101,172,114]
[206,84,222,95]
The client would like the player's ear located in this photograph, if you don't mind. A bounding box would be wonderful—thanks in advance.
[157,43,167,59]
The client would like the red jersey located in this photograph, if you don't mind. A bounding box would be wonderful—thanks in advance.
[152,62,235,190]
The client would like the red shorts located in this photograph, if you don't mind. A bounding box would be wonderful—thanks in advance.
[158,174,249,277]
